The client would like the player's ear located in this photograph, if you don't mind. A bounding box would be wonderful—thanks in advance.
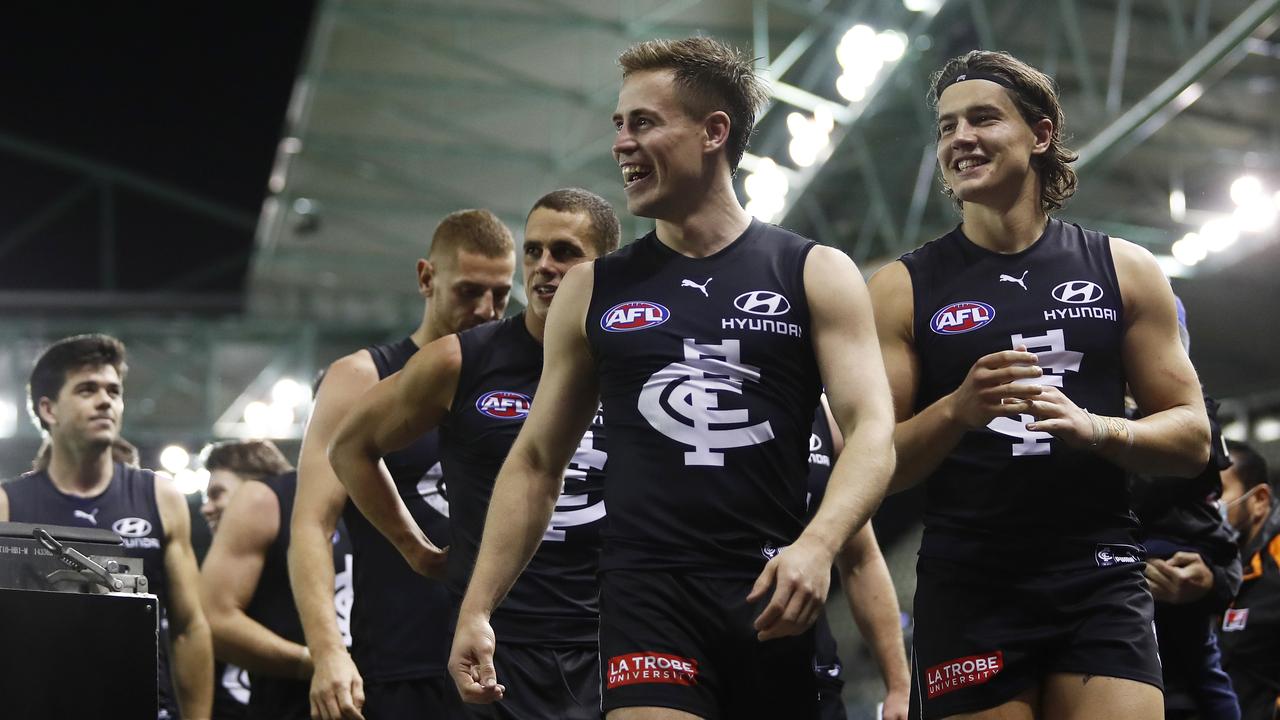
[418,259,434,299]
[703,111,731,155]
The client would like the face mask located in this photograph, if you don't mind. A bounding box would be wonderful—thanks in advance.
[1219,485,1261,528]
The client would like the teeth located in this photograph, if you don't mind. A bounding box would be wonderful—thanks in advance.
[621,165,650,183]
[958,158,984,172]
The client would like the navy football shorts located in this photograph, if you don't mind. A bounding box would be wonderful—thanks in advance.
[599,568,819,719]
[908,554,1162,718]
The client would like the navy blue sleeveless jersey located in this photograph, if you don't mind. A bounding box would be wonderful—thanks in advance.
[339,336,452,680]
[247,472,353,720]
[805,405,845,688]
[586,220,822,576]
[4,463,177,716]
[440,313,607,645]
[901,219,1136,567]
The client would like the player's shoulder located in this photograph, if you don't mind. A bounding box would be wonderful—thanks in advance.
[314,347,381,403]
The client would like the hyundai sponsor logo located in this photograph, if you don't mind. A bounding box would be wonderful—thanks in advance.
[1052,280,1104,304]
[930,301,995,335]
[733,290,791,316]
[601,301,670,332]
[112,517,153,538]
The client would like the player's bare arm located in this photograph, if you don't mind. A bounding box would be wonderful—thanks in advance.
[1009,238,1209,475]
[451,261,601,704]
[820,398,909,720]
[290,352,374,720]
[328,336,460,577]
[157,474,214,720]
[201,480,311,678]
[0,486,9,521]
[869,261,1043,492]
[751,245,896,642]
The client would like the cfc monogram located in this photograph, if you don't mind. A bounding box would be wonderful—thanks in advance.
[638,339,775,466]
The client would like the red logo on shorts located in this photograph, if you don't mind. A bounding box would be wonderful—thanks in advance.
[925,651,1004,699]
[607,652,699,689]
[1223,608,1249,631]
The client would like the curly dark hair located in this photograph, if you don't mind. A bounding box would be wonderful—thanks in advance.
[928,50,1078,214]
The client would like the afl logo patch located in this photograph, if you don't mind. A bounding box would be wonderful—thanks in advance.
[476,391,532,419]
[733,291,791,316]
[1052,280,1104,304]
[112,517,153,537]
[930,301,995,335]
[601,301,669,332]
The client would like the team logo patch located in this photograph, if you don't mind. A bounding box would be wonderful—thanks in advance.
[601,301,669,332]
[607,652,698,689]
[733,290,791,316]
[112,517,152,537]
[925,651,1004,699]
[475,390,532,419]
[1223,608,1249,632]
[930,301,995,334]
[1052,280,1104,304]
[1095,543,1142,567]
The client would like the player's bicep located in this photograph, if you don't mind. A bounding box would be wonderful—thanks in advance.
[200,483,276,614]
[1113,240,1203,415]
[156,477,204,631]
[867,262,919,422]
[517,263,600,474]
[295,354,377,522]
[337,336,459,457]
[806,246,894,433]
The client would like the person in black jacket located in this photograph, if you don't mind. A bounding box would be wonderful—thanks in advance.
[1130,296,1242,718]
[1219,440,1280,720]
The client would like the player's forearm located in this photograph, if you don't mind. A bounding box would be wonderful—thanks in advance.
[1089,404,1209,477]
[209,608,311,678]
[839,552,909,694]
[171,614,214,719]
[288,529,346,658]
[888,393,968,493]
[803,424,895,554]
[329,440,427,555]
[459,452,562,617]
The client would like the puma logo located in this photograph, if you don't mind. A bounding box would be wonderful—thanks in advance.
[999,270,1028,291]
[74,508,99,525]
[681,278,712,297]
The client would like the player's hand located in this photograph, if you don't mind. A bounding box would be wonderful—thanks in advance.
[1146,551,1213,604]
[309,649,365,720]
[1008,385,1095,448]
[449,611,506,704]
[401,538,449,579]
[882,685,910,720]
[748,536,834,642]
[946,347,1043,429]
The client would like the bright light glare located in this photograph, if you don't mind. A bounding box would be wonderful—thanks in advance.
[1229,175,1264,206]
[271,377,311,408]
[1256,417,1280,443]
[267,403,295,436]
[0,398,16,438]
[160,445,191,474]
[876,31,907,62]
[1168,189,1186,222]
[1199,217,1239,252]
[1170,233,1207,266]
[244,401,270,435]
[744,158,789,222]
[173,468,210,496]
[836,75,868,102]
[1235,200,1277,232]
[903,0,942,11]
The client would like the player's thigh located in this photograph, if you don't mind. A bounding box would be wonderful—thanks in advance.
[941,686,1037,720]
[1040,673,1162,720]
[608,708,704,720]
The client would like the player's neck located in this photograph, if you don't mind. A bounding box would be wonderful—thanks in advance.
[961,196,1047,255]
[524,308,546,345]
[414,307,445,347]
[46,440,114,497]
[654,174,751,258]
